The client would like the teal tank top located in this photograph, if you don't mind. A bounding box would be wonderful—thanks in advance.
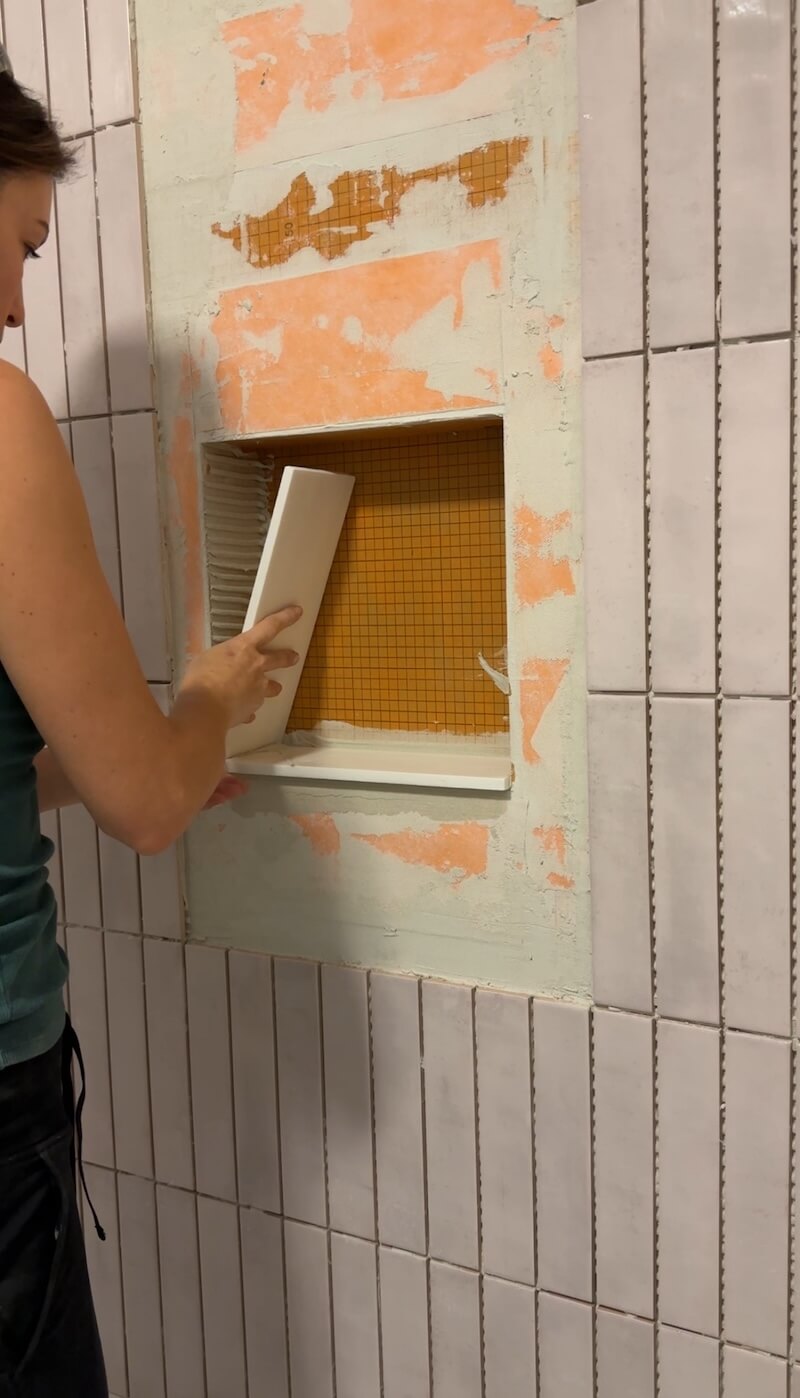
[0,661,66,1069]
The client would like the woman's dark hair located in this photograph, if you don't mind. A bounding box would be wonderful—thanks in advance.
[0,70,75,180]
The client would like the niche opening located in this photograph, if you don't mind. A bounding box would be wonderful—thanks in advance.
[201,415,512,791]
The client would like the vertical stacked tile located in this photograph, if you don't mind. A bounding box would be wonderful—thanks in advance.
[581,0,796,1386]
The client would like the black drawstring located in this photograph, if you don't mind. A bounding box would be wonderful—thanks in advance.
[64,1018,106,1242]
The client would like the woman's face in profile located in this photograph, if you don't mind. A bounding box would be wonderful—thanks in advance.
[0,173,52,342]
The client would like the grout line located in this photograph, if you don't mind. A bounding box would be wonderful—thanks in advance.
[316,965,339,1398]
[713,8,728,1387]
[365,974,387,1398]
[471,988,487,1398]
[584,330,796,365]
[589,1006,599,1398]
[588,689,797,701]
[789,5,799,1380]
[39,0,73,430]
[638,6,662,1387]
[57,406,154,424]
[530,998,543,1398]
[224,953,251,1398]
[417,979,435,1398]
[270,961,294,1398]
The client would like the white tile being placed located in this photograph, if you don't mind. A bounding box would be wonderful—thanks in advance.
[584,356,646,691]
[475,989,534,1285]
[42,0,92,137]
[721,699,792,1035]
[657,1021,720,1336]
[724,1031,791,1356]
[596,1310,654,1398]
[94,124,152,413]
[724,1345,787,1398]
[658,1327,719,1398]
[588,695,651,1013]
[594,1009,654,1318]
[56,140,108,419]
[85,0,135,128]
[578,0,643,356]
[533,999,593,1303]
[537,1292,594,1397]
[718,0,792,338]
[422,981,479,1270]
[648,348,716,693]
[720,340,791,696]
[643,0,715,347]
[651,698,719,1024]
[483,1278,536,1398]
[112,413,170,682]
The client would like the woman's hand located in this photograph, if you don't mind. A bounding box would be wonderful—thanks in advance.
[203,774,249,810]
[178,605,303,729]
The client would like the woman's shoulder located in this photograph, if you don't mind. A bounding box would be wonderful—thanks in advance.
[0,358,46,409]
[0,361,58,458]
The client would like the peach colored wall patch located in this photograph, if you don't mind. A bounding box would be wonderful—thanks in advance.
[353,823,490,887]
[533,824,575,890]
[519,658,569,764]
[513,506,575,608]
[213,140,529,270]
[291,813,341,855]
[224,4,558,151]
[212,242,503,434]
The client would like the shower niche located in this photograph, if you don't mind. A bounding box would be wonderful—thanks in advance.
[201,414,512,791]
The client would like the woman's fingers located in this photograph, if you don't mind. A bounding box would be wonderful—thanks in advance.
[248,605,303,650]
[262,648,299,673]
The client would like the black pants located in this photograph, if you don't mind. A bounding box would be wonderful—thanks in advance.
[0,1028,108,1397]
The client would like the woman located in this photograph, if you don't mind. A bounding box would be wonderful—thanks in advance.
[0,49,299,1397]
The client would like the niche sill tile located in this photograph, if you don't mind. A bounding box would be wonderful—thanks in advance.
[227,741,513,792]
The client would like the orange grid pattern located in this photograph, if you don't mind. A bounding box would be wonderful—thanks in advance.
[261,423,508,736]
[213,139,529,270]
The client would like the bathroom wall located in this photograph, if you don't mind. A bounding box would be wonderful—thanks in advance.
[132,0,588,997]
[4,0,800,1394]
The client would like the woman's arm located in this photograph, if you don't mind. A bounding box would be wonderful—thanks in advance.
[0,364,298,854]
[35,748,80,813]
